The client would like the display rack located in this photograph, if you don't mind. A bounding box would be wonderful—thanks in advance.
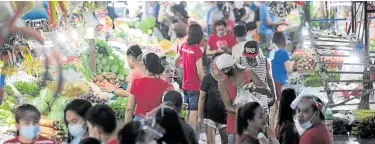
[307,1,375,109]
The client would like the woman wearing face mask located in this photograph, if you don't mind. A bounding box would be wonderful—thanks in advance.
[125,52,174,123]
[295,96,332,144]
[237,102,277,144]
[64,99,93,144]
[275,89,299,144]
[5,104,54,144]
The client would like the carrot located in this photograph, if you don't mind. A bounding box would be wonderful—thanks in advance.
[40,119,54,128]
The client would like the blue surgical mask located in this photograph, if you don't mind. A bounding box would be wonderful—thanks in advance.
[20,125,40,140]
[299,114,316,130]
[68,123,86,137]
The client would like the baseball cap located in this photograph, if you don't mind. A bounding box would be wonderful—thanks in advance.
[233,22,247,37]
[215,53,246,70]
[242,41,259,58]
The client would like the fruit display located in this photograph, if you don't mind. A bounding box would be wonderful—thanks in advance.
[39,116,67,141]
[159,40,171,51]
[293,51,317,73]
[93,72,121,88]
[2,66,18,77]
[321,50,345,69]
[95,40,129,81]
[78,91,109,104]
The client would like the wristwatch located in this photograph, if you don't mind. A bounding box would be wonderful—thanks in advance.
[111,89,116,94]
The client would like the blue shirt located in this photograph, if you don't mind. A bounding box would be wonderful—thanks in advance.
[268,48,290,85]
[206,6,217,34]
[258,3,274,37]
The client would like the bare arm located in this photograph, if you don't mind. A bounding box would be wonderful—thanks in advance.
[196,58,205,81]
[266,60,277,101]
[218,80,236,114]
[125,94,136,124]
[174,54,181,67]
[247,70,271,96]
[284,61,293,73]
[197,90,206,121]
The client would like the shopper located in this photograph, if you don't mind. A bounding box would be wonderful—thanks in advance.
[126,52,173,123]
[215,54,270,144]
[258,2,287,45]
[275,89,300,144]
[164,23,188,56]
[236,40,277,128]
[197,52,228,144]
[101,45,144,97]
[295,96,333,144]
[155,104,190,144]
[237,102,277,144]
[205,1,217,35]
[268,32,293,101]
[209,2,235,35]
[85,104,118,144]
[5,104,54,144]
[231,23,263,61]
[79,137,101,144]
[64,99,93,144]
[174,23,205,132]
[222,5,236,34]
[118,121,153,144]
[163,90,198,144]
[207,20,236,55]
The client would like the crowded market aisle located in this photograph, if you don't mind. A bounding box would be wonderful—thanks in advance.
[1,1,375,144]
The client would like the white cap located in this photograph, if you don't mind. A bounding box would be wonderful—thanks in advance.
[215,54,246,70]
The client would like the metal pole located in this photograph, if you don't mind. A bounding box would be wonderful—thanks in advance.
[352,2,356,33]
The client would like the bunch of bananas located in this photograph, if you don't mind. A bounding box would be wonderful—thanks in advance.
[21,59,41,77]
[2,66,18,77]
[48,80,90,98]
[159,40,171,51]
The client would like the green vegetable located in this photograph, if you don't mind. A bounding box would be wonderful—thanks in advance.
[117,75,125,81]
[111,65,119,74]
[51,97,68,111]
[108,56,115,65]
[118,68,125,75]
[80,54,94,79]
[101,57,108,65]
[13,81,40,97]
[103,65,110,72]
[47,110,64,122]
[40,88,54,103]
[108,97,128,120]
[32,97,49,115]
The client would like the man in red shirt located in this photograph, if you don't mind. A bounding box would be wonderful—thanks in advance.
[5,104,54,144]
[207,20,236,55]
[174,24,205,132]
[294,96,333,144]
[86,105,119,144]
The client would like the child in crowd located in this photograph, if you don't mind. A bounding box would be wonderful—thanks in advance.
[4,104,54,144]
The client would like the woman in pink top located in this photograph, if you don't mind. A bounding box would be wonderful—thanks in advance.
[101,45,145,97]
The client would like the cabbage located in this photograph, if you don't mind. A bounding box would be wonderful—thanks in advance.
[101,58,108,65]
[103,65,110,72]
[98,54,104,58]
[32,97,49,114]
[51,97,68,111]
[118,60,125,67]
[47,110,64,122]
[117,75,125,81]
[114,57,120,65]
[95,58,101,63]
[111,65,119,74]
[108,56,115,65]
[40,88,53,103]
[118,68,125,75]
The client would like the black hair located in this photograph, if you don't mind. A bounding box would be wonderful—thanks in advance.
[85,104,117,134]
[126,45,143,59]
[278,89,297,125]
[236,102,261,135]
[143,53,164,75]
[118,121,146,144]
[64,99,92,126]
[212,52,224,64]
[155,106,190,144]
[272,32,287,48]
[234,8,247,22]
[174,23,187,39]
[187,24,203,46]
[15,104,41,123]
[233,22,247,37]
[163,91,183,113]
[79,137,101,144]
[215,20,227,28]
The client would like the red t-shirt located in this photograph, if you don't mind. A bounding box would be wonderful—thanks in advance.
[224,75,237,134]
[4,136,54,144]
[226,20,235,34]
[208,33,236,52]
[179,43,203,91]
[130,77,172,116]
[300,123,333,144]
[107,138,119,144]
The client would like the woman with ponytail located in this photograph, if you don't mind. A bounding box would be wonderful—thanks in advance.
[236,102,278,144]
[125,52,174,124]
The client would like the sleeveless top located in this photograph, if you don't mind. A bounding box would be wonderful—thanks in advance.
[224,75,237,134]
[238,56,268,83]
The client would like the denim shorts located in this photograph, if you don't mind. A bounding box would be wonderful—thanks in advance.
[184,90,199,110]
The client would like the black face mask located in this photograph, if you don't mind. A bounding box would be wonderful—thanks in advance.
[224,67,235,77]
